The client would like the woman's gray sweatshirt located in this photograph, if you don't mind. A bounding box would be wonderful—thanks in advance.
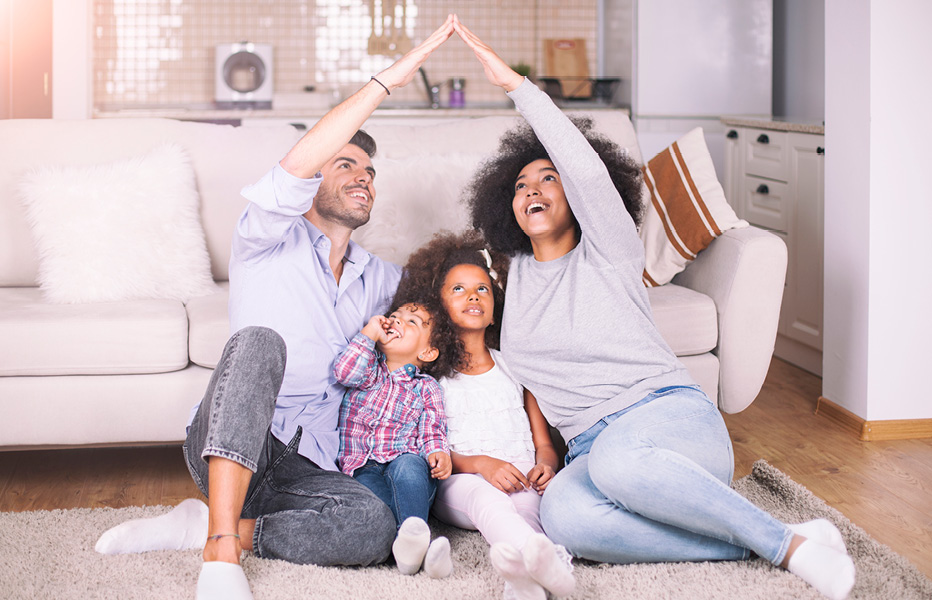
[500,79,695,442]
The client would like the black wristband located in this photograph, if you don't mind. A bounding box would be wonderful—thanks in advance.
[370,76,391,96]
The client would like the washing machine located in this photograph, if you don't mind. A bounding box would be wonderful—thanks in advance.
[215,42,273,109]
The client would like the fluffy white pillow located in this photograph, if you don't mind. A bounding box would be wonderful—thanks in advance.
[639,128,747,287]
[19,143,219,304]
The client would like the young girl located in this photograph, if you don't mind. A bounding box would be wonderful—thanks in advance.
[393,230,575,600]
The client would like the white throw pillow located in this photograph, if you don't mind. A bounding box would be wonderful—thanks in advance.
[19,143,219,304]
[639,127,747,287]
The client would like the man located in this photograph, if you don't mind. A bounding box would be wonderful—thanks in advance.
[190,17,458,599]
[94,16,457,600]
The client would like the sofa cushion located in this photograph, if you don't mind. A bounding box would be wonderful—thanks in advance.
[646,283,718,356]
[0,287,189,376]
[0,119,302,286]
[18,143,218,304]
[639,127,747,287]
[186,282,230,369]
[353,154,481,265]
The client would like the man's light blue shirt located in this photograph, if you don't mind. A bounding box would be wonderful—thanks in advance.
[189,164,401,470]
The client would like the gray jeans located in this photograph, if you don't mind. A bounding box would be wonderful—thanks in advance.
[183,326,395,566]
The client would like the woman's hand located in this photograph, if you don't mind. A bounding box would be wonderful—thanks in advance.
[374,15,455,92]
[452,15,524,92]
[477,456,530,494]
[526,463,556,495]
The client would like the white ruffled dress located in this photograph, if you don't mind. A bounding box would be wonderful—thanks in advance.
[440,349,536,464]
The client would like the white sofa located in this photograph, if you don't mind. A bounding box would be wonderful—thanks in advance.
[0,112,787,449]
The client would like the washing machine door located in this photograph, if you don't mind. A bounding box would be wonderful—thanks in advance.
[215,42,274,107]
[223,51,266,93]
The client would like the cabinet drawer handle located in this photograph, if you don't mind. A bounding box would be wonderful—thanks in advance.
[817,146,825,155]
[756,184,770,195]
[756,133,770,144]
[727,130,738,139]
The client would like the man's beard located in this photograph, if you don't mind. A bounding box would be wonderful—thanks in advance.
[313,183,371,229]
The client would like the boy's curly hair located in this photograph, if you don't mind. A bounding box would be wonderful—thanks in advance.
[465,116,645,255]
[391,230,510,378]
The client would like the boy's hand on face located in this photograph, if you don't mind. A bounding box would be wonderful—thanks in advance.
[428,451,452,480]
[526,463,556,495]
[360,315,392,344]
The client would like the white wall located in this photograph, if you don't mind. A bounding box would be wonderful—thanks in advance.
[51,0,90,119]
[823,0,932,421]
[773,0,824,119]
[601,0,634,107]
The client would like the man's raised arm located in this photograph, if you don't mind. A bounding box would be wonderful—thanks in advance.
[280,15,455,179]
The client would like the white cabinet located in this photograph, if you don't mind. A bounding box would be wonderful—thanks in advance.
[724,124,825,375]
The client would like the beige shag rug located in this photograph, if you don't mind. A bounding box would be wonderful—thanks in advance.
[0,461,929,600]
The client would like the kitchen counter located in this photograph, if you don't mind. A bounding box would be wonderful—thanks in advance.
[93,103,627,122]
[721,115,824,135]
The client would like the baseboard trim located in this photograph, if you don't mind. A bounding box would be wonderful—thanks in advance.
[816,397,932,441]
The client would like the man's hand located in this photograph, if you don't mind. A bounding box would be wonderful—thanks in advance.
[280,16,454,179]
[360,315,391,344]
[452,16,524,92]
[428,451,452,480]
[526,463,556,495]
[477,456,530,494]
[375,15,455,92]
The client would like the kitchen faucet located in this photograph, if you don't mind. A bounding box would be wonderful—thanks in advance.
[418,68,441,109]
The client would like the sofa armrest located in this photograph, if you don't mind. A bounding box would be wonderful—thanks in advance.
[671,226,787,413]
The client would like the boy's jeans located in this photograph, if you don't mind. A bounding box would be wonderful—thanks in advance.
[183,326,395,566]
[540,385,792,565]
[353,453,437,527]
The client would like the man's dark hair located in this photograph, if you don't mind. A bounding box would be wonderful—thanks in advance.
[349,129,377,158]
[465,117,644,255]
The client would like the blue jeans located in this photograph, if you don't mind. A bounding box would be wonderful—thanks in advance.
[183,326,396,566]
[539,385,793,565]
[353,453,437,528]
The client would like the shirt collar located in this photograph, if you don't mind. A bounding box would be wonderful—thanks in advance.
[302,219,372,270]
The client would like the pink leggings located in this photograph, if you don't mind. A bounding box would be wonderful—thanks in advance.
[432,460,543,550]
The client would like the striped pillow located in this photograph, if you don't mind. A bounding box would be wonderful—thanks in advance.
[638,127,747,287]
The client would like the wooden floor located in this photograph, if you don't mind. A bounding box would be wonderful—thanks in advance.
[1,358,930,578]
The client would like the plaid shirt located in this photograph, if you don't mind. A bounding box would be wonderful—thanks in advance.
[335,334,448,476]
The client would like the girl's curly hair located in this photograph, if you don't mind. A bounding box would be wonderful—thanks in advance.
[465,116,645,255]
[391,230,510,378]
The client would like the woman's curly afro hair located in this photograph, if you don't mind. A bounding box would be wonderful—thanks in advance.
[465,116,644,255]
[391,229,510,378]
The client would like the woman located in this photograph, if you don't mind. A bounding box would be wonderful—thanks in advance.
[453,16,855,600]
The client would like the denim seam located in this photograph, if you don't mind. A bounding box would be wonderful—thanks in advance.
[203,330,239,466]
[772,527,794,566]
[182,443,207,496]
[253,514,265,558]
[202,446,258,473]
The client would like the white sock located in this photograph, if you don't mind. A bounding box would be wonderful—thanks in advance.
[196,561,254,600]
[521,533,576,597]
[789,519,847,555]
[392,516,431,575]
[490,542,546,600]
[423,536,453,579]
[95,498,209,554]
[787,539,856,600]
